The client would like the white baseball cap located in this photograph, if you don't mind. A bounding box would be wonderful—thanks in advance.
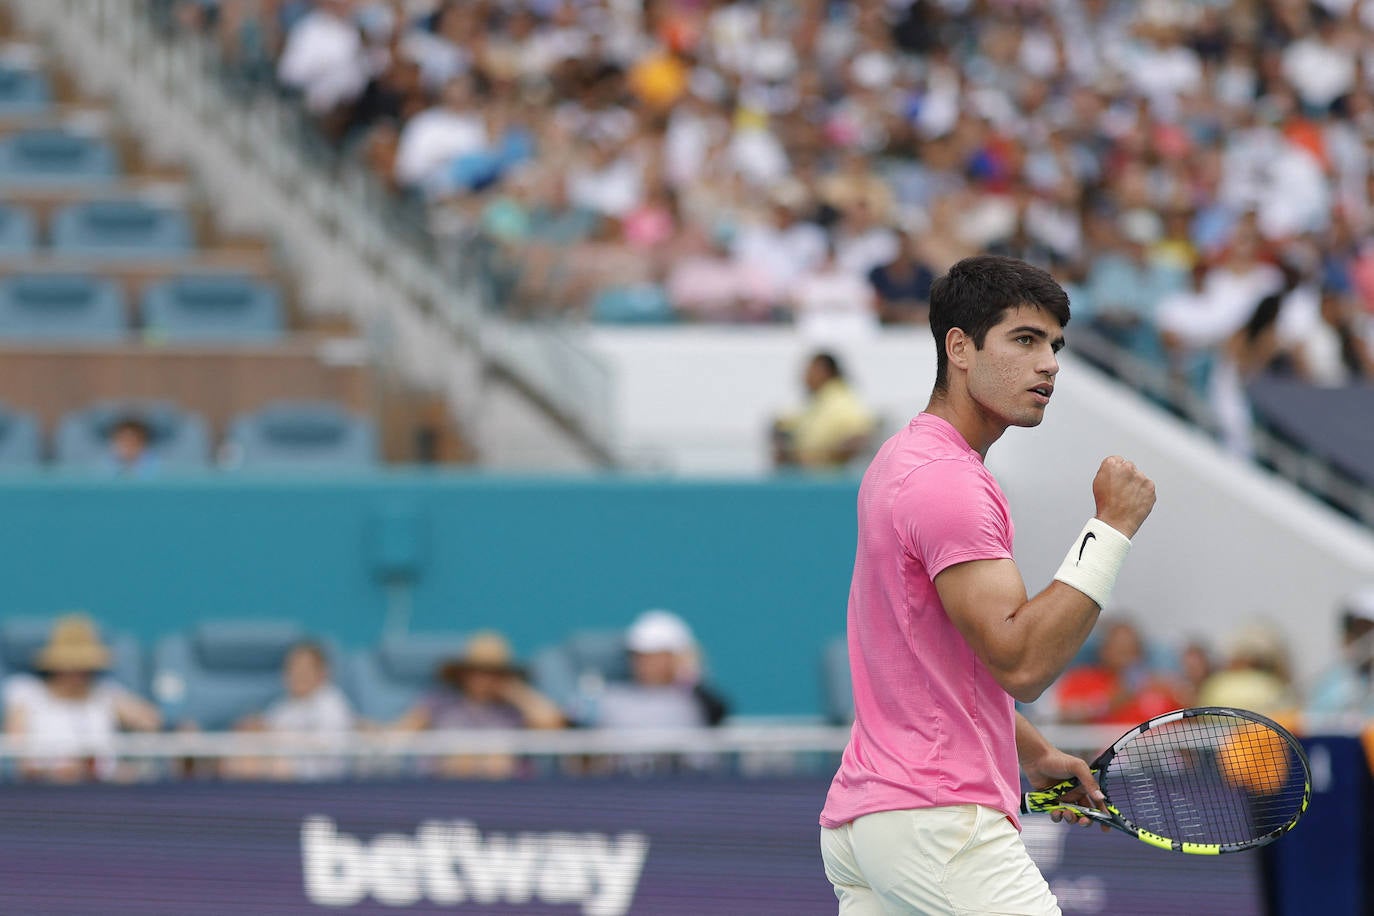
[626,609,695,654]
[1344,587,1374,623]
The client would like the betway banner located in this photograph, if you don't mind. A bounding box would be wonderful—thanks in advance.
[0,777,1263,914]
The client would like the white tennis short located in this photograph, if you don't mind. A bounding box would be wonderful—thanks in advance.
[820,805,1061,915]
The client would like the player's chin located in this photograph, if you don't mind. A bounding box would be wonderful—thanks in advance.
[1012,409,1047,428]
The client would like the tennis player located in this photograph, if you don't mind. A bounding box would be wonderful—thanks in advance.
[819,255,1156,914]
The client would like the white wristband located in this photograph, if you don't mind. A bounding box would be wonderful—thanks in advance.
[1053,518,1131,609]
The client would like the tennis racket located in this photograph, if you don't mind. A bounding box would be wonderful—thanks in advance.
[1021,706,1310,854]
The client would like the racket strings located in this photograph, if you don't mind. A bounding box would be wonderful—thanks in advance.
[1100,714,1305,846]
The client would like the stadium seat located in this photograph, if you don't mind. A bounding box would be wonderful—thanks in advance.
[821,636,853,724]
[528,629,632,712]
[140,274,284,342]
[344,631,473,722]
[0,203,37,258]
[0,403,42,469]
[0,66,51,114]
[589,283,675,324]
[54,400,211,471]
[225,400,379,470]
[150,619,332,729]
[50,199,194,259]
[0,615,144,693]
[0,129,119,184]
[0,273,127,342]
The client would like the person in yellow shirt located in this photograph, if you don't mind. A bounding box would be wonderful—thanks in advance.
[774,352,877,469]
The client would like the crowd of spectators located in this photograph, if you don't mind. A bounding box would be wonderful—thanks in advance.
[0,608,729,783]
[170,1,1374,438]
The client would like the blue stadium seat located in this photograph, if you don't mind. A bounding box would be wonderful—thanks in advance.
[140,274,284,342]
[0,66,51,114]
[529,629,631,712]
[54,400,211,471]
[344,632,473,722]
[0,616,145,694]
[0,129,119,184]
[0,403,41,470]
[150,619,331,729]
[0,274,127,342]
[589,283,675,324]
[226,400,379,471]
[0,203,37,259]
[50,199,194,259]
[821,636,853,724]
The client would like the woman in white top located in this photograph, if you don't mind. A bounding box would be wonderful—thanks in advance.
[2,614,161,782]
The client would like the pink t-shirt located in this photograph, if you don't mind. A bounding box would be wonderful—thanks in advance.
[820,413,1022,830]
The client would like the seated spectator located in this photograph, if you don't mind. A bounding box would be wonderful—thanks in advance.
[584,609,730,731]
[393,631,563,779]
[226,641,354,781]
[867,231,934,326]
[275,0,369,120]
[1306,588,1374,723]
[1198,621,1299,720]
[2,615,161,782]
[106,416,160,479]
[788,243,880,342]
[1052,618,1185,725]
[393,74,488,195]
[773,352,876,470]
[1081,209,1187,356]
[666,223,773,321]
[1175,639,1214,708]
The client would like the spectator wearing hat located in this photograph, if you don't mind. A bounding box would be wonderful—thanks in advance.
[583,609,730,731]
[393,631,564,778]
[1306,588,1374,724]
[2,614,161,782]
[1198,620,1299,722]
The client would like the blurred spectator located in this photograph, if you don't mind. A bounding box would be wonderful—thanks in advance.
[393,74,487,195]
[394,631,563,778]
[1176,639,1215,707]
[1052,618,1186,725]
[226,641,353,781]
[789,243,879,342]
[106,416,159,479]
[2,615,160,782]
[1306,588,1374,723]
[1080,209,1187,356]
[275,0,368,119]
[1198,620,1299,719]
[581,609,730,731]
[866,231,935,326]
[772,352,876,471]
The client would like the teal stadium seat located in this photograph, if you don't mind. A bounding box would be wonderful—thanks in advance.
[589,283,675,324]
[0,129,119,184]
[226,400,379,471]
[0,403,41,469]
[50,199,194,259]
[55,399,211,470]
[0,616,145,693]
[0,204,37,258]
[821,636,854,724]
[529,629,632,713]
[0,273,127,342]
[0,66,51,114]
[140,274,284,342]
[344,632,473,722]
[151,619,333,730]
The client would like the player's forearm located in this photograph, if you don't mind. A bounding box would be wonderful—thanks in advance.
[1013,711,1055,765]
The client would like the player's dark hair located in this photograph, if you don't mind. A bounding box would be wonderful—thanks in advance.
[928,255,1071,393]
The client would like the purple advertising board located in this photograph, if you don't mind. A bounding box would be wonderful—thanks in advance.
[0,777,1262,914]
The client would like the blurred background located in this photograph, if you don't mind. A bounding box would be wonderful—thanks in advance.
[0,0,1372,913]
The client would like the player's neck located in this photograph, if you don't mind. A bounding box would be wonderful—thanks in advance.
[924,392,1006,459]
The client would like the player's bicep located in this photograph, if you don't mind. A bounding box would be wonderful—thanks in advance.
[934,558,1029,664]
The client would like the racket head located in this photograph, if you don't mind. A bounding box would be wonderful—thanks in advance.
[1089,706,1311,854]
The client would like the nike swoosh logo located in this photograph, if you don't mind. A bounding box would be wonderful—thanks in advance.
[1077,531,1096,564]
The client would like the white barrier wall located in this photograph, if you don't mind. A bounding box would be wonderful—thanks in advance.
[586,327,1374,688]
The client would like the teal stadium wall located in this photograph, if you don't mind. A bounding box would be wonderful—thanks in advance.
[0,474,861,717]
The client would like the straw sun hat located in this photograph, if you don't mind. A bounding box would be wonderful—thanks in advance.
[34,614,112,674]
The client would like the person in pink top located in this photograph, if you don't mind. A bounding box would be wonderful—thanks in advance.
[819,254,1157,915]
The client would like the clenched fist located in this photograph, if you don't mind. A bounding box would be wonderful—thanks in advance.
[1092,456,1155,539]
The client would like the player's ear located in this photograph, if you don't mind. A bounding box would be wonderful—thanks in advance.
[946,327,972,374]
